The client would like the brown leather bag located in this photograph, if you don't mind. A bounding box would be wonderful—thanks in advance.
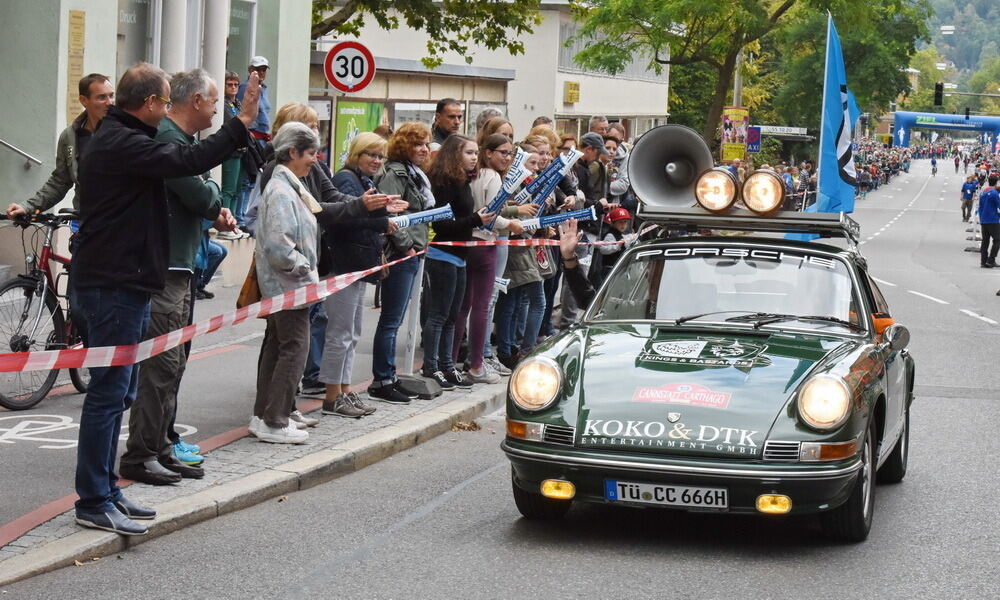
[236,256,262,309]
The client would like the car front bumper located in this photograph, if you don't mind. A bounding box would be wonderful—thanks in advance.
[503,439,863,515]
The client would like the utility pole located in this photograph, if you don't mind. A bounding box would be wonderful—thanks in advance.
[732,48,744,107]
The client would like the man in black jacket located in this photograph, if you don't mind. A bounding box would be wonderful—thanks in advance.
[71,62,260,536]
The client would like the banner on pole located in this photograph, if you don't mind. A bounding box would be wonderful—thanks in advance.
[721,107,749,162]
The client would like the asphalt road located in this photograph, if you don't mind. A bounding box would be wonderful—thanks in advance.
[5,159,1000,598]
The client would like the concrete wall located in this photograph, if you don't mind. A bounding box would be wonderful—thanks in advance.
[0,0,116,274]
[256,0,312,123]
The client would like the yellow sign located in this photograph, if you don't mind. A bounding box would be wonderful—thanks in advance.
[721,106,749,163]
[564,81,580,104]
[66,10,86,126]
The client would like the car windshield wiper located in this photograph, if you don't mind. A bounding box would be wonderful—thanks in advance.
[728,313,865,331]
[673,310,760,325]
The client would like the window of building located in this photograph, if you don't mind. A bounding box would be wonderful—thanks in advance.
[467,102,508,139]
[227,0,256,75]
[116,0,161,81]
[393,102,441,131]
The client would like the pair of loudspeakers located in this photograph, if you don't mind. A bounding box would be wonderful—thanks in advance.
[627,124,714,213]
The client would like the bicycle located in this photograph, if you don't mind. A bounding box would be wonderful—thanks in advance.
[0,209,88,410]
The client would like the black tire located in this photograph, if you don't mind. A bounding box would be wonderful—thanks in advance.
[69,367,90,394]
[878,403,909,484]
[0,279,63,410]
[821,419,876,542]
[511,471,571,520]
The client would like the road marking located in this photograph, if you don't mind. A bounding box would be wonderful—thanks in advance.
[860,176,930,244]
[872,277,896,287]
[908,290,950,304]
[960,309,998,325]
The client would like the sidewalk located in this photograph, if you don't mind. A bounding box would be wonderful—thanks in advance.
[0,381,506,585]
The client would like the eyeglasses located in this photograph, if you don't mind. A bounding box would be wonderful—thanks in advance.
[496,150,514,158]
[560,146,573,151]
[362,151,387,161]
[148,94,172,109]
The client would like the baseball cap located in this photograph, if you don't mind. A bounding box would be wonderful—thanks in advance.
[580,132,610,156]
[249,56,269,68]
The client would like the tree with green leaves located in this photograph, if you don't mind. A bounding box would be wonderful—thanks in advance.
[569,0,930,146]
[311,0,542,68]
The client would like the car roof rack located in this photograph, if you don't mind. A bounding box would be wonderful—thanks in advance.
[640,207,861,245]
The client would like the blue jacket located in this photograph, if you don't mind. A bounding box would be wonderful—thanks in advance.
[961,182,977,200]
[979,188,1000,224]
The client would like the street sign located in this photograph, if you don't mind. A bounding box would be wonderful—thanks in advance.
[746,126,761,153]
[324,41,376,94]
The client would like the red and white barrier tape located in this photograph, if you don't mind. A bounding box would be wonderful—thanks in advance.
[0,252,424,374]
[0,225,658,374]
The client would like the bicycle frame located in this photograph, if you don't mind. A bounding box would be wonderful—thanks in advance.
[18,221,73,350]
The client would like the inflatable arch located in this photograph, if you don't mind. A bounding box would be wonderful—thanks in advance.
[892,111,1000,148]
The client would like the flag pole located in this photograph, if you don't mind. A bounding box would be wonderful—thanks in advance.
[811,12,833,211]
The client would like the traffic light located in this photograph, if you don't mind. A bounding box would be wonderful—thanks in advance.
[934,82,943,106]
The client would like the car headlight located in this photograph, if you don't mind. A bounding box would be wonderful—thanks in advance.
[510,357,562,412]
[797,374,852,430]
[695,168,738,213]
[742,169,785,215]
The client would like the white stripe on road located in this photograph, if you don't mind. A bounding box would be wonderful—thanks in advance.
[872,277,896,287]
[907,290,950,305]
[960,309,999,326]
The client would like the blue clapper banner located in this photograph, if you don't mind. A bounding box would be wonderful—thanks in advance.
[789,14,860,240]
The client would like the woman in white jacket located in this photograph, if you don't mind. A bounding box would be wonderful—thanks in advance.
[251,122,322,444]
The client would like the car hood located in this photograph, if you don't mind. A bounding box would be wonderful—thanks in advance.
[573,323,855,459]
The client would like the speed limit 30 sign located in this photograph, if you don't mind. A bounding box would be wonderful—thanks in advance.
[324,41,376,94]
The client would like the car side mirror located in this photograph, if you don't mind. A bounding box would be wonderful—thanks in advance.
[883,323,909,352]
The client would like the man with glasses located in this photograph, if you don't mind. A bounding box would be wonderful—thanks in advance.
[7,73,114,219]
[71,62,260,536]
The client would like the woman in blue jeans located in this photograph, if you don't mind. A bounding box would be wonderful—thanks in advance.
[421,135,494,390]
[368,122,434,404]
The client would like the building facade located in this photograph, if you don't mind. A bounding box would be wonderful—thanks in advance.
[309,1,670,170]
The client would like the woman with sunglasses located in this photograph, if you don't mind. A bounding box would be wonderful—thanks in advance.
[319,133,397,418]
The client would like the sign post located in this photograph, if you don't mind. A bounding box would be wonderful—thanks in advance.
[323,41,376,94]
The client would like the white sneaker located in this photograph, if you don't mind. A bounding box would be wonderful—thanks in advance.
[257,422,309,444]
[248,416,262,437]
[484,356,512,376]
[216,230,238,240]
[289,409,319,428]
[467,367,501,384]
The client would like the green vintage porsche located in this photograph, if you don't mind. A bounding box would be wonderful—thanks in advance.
[502,126,914,542]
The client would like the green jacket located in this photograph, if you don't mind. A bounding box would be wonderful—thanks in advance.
[377,161,429,257]
[155,117,223,271]
[24,112,88,213]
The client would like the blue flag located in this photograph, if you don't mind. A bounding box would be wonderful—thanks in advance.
[812,14,857,214]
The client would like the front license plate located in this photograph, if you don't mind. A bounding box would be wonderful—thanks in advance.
[605,480,728,509]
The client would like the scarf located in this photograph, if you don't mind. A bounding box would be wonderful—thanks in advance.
[405,162,435,209]
[274,164,322,213]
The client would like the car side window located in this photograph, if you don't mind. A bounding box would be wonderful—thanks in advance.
[865,273,891,316]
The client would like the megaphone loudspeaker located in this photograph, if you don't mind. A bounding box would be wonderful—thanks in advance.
[627,124,714,215]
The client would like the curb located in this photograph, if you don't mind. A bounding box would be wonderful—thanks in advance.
[0,391,506,586]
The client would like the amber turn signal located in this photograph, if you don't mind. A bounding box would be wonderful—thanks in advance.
[756,494,792,514]
[541,480,576,500]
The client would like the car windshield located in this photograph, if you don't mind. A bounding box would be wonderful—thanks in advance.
[588,245,862,331]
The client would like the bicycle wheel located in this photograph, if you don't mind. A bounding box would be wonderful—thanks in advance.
[69,367,90,394]
[0,278,63,410]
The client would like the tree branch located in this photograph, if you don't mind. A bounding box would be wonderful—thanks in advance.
[312,0,362,39]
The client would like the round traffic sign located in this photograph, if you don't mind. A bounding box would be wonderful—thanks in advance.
[324,41,376,94]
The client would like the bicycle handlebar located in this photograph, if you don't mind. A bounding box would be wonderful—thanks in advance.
[0,211,77,228]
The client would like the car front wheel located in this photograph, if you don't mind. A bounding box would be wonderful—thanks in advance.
[511,471,571,520]
[821,419,876,542]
